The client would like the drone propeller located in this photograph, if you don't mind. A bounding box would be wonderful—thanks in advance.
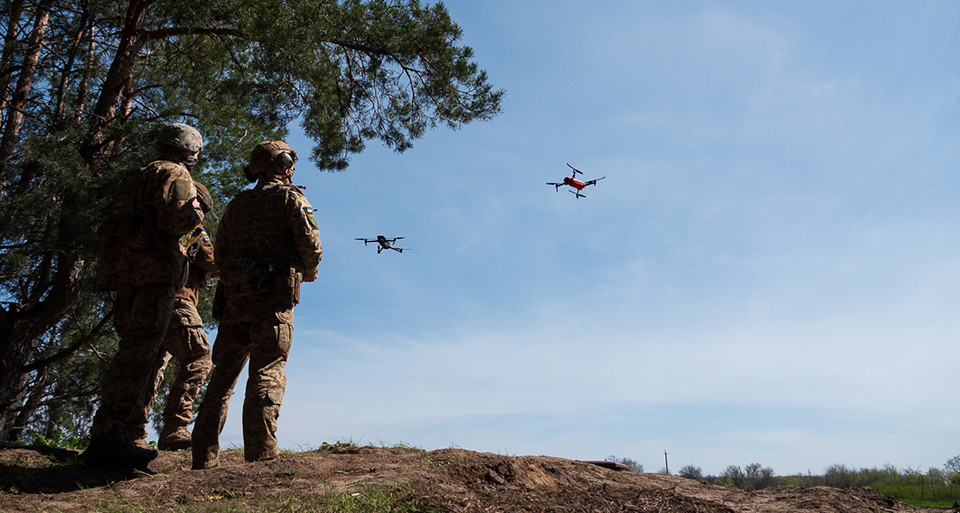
[566,163,583,176]
[568,189,585,198]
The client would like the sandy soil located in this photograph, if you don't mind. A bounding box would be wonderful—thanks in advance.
[0,444,948,512]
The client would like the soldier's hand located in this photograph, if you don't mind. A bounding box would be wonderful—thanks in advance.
[304,271,318,283]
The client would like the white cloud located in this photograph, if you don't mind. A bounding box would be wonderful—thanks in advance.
[206,1,960,476]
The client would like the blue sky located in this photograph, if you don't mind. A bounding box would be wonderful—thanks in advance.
[205,1,960,476]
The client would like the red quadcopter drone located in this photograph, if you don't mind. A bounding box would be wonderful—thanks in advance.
[546,163,605,198]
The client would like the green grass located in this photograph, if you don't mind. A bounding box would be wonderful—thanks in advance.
[871,482,960,508]
[78,483,441,512]
[319,485,441,513]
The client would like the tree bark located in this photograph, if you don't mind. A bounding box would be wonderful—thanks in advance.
[6,369,51,441]
[0,0,151,438]
[81,0,152,167]
[53,9,91,129]
[0,257,84,435]
[0,0,53,165]
[0,0,26,125]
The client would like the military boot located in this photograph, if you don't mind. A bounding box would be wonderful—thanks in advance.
[82,424,158,471]
[157,426,192,451]
[132,437,152,450]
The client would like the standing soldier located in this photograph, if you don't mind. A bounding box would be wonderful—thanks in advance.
[84,123,205,471]
[192,140,322,470]
[124,182,217,451]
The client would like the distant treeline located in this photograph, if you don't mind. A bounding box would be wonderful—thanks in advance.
[701,462,960,507]
[607,455,960,507]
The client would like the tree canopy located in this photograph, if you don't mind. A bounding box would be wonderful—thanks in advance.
[0,0,502,440]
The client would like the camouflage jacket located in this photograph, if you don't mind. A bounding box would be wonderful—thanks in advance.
[97,160,203,290]
[215,179,322,290]
[177,225,217,305]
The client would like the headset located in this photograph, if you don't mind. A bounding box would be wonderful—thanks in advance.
[272,149,297,170]
[243,149,299,183]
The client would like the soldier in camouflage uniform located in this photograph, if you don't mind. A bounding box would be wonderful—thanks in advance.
[83,123,205,471]
[124,182,217,451]
[191,140,322,470]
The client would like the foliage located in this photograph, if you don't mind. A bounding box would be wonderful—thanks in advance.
[605,454,644,473]
[320,484,442,512]
[718,463,775,490]
[677,464,704,481]
[946,454,960,473]
[22,429,86,451]
[317,440,363,453]
[0,0,502,441]
[768,462,960,507]
[78,483,442,512]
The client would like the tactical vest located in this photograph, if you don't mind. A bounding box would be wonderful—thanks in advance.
[223,184,303,266]
[97,168,156,237]
[218,184,305,309]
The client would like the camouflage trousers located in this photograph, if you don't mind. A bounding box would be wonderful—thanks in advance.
[125,297,212,441]
[90,283,178,438]
[192,298,294,469]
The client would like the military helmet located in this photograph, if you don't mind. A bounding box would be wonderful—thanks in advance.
[246,140,298,180]
[158,123,203,153]
[194,181,213,213]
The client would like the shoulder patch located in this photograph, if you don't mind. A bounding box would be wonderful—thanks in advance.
[304,206,318,229]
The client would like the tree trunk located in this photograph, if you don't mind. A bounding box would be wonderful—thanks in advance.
[53,9,91,129]
[0,0,53,165]
[0,257,84,433]
[0,0,150,432]
[6,369,51,441]
[74,19,96,124]
[0,0,26,125]
[81,0,151,167]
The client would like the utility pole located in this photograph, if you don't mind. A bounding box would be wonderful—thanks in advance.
[664,450,669,474]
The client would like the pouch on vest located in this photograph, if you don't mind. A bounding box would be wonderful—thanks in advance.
[272,266,301,309]
[98,168,156,238]
[222,258,299,308]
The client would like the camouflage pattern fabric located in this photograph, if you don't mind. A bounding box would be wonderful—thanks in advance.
[90,158,203,440]
[214,181,322,278]
[124,298,212,440]
[192,178,322,469]
[178,227,216,303]
[97,159,203,290]
[192,306,294,466]
[125,226,217,441]
[90,283,178,438]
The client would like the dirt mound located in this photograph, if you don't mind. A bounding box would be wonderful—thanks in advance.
[0,444,941,512]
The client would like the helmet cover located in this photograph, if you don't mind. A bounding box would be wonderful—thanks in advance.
[248,140,298,177]
[159,123,203,153]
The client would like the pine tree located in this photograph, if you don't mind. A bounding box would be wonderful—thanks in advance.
[0,0,502,440]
